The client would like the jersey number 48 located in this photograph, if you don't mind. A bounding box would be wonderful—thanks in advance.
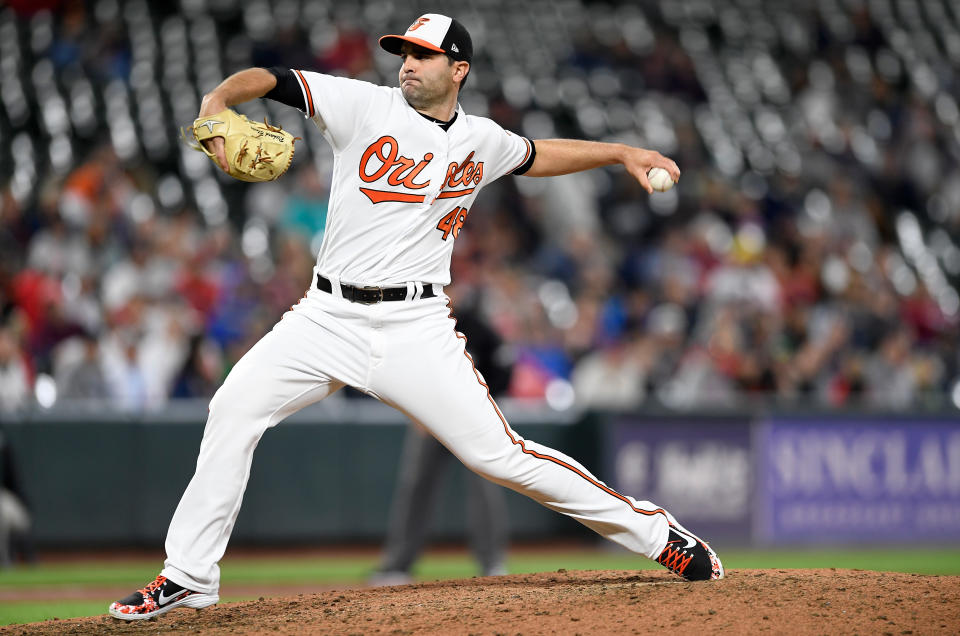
[436,206,468,241]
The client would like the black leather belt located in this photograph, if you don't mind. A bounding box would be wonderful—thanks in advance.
[317,274,436,304]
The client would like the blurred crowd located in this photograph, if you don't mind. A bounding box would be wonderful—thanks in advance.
[1,0,958,414]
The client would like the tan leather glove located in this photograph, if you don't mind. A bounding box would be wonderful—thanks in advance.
[186,108,298,182]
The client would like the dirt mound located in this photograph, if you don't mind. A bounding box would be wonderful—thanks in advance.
[5,569,958,635]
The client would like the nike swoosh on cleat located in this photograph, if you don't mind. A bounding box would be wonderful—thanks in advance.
[672,527,698,549]
[157,589,189,605]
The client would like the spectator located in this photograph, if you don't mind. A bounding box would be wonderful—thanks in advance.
[101,330,148,411]
[170,335,224,399]
[57,332,109,402]
[0,2,957,411]
[572,335,648,409]
[0,327,30,413]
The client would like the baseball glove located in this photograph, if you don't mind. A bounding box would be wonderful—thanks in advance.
[185,108,298,182]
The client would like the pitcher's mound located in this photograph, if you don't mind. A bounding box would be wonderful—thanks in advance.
[9,569,960,635]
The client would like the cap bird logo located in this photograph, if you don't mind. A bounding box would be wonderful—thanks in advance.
[408,17,429,31]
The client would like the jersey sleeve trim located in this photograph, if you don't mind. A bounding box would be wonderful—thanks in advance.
[263,67,307,112]
[292,69,315,118]
[509,138,537,175]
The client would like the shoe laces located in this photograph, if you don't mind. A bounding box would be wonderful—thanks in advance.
[139,575,167,597]
[657,542,694,576]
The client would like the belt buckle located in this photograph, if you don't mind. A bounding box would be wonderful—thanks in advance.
[356,285,383,304]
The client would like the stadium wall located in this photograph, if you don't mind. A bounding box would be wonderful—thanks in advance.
[2,404,958,548]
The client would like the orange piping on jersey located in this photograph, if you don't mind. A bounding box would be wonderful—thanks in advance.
[293,70,314,118]
[289,290,308,312]
[436,188,475,199]
[507,137,532,174]
[445,301,669,520]
[359,187,426,204]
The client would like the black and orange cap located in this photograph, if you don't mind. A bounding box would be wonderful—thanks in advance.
[379,13,473,64]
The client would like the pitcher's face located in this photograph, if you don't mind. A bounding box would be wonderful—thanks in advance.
[398,42,460,110]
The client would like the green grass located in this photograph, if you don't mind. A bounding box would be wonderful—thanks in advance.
[0,600,118,626]
[0,558,375,588]
[2,547,959,626]
[500,547,960,577]
[0,597,258,626]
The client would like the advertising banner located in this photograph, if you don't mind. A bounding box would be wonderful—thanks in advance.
[607,417,753,543]
[757,418,960,544]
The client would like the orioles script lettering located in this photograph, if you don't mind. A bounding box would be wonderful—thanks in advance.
[357,136,484,203]
[359,136,432,189]
[444,150,483,187]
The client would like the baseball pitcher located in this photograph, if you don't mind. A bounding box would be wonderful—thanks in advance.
[109,13,723,621]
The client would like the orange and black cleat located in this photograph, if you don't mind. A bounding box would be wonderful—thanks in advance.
[656,523,725,581]
[108,574,219,620]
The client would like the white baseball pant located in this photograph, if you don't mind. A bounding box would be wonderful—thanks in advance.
[161,277,671,593]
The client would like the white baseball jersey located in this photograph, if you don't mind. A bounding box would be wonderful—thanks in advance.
[156,63,717,601]
[291,70,533,286]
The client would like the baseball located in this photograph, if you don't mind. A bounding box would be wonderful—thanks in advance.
[647,167,675,192]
